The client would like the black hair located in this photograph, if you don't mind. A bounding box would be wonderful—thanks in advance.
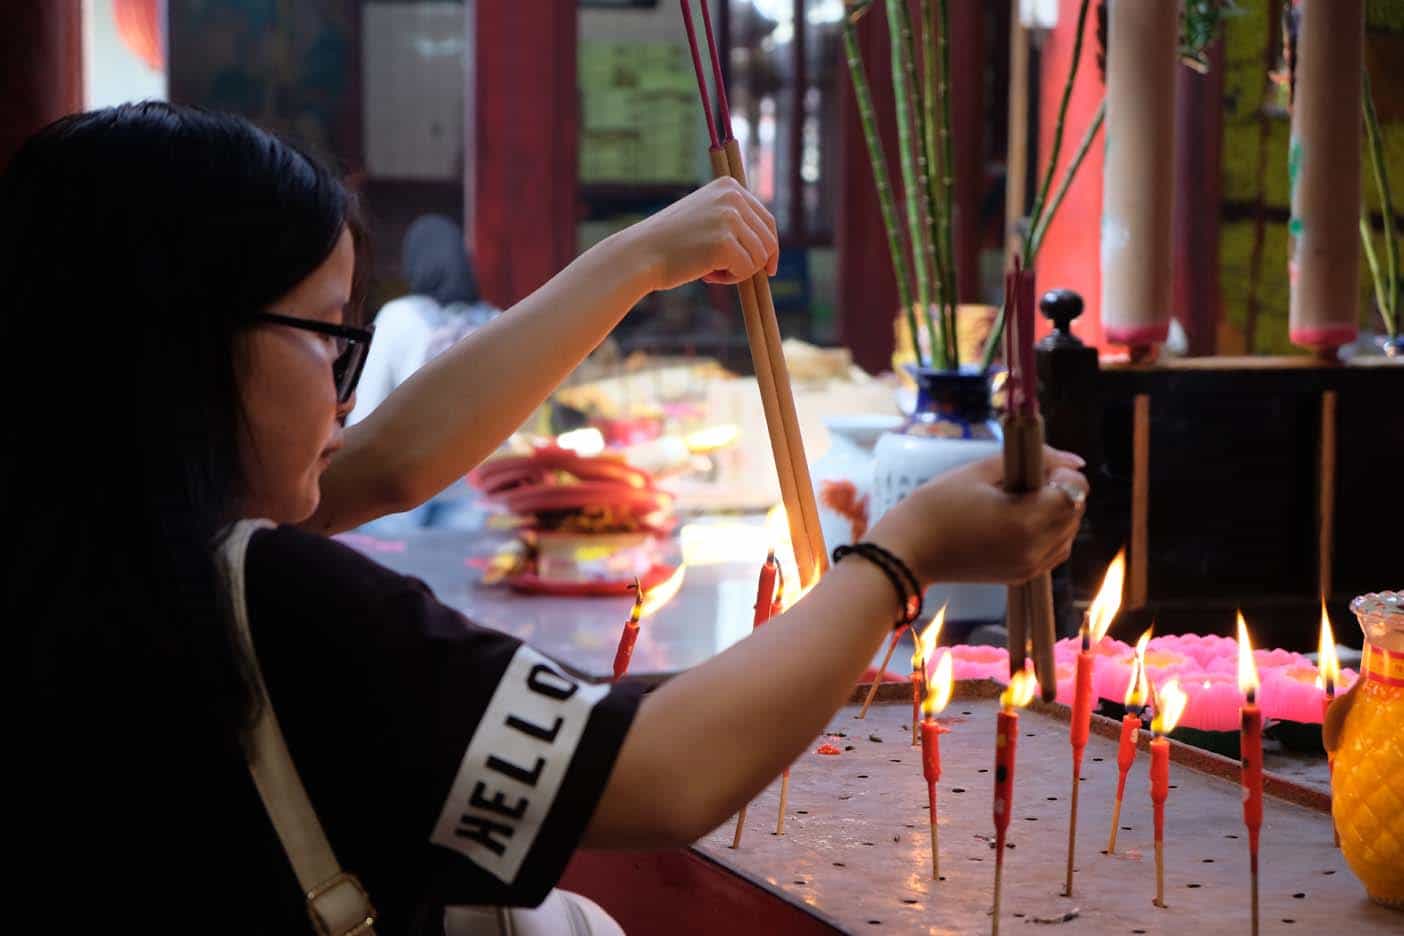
[6,103,359,783]
[401,213,480,306]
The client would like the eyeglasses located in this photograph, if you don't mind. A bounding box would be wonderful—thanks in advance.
[251,312,374,404]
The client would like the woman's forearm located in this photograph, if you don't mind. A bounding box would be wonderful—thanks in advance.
[583,557,902,849]
[305,228,658,534]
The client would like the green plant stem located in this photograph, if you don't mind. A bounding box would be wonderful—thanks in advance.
[1028,97,1106,258]
[919,0,952,363]
[888,0,944,366]
[1362,67,1399,339]
[937,0,958,368]
[842,18,923,365]
[1023,0,1092,260]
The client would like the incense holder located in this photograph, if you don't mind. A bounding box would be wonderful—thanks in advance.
[1328,591,1404,909]
[870,368,1002,628]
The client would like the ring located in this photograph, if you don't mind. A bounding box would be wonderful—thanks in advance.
[1050,480,1086,508]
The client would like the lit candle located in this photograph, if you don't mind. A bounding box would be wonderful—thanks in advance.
[1238,612,1264,936]
[991,669,1038,936]
[612,578,645,683]
[1110,629,1152,854]
[610,567,687,682]
[911,624,928,748]
[1065,549,1125,896]
[920,634,954,881]
[731,553,781,849]
[1316,600,1340,847]
[1150,679,1188,908]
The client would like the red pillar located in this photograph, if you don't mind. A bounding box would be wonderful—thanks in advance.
[470,1,578,308]
[0,1,83,170]
[948,0,984,303]
[1031,0,1105,348]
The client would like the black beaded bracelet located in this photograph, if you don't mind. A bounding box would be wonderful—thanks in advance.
[833,542,923,628]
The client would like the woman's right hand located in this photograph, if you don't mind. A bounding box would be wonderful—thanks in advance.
[627,177,780,292]
[866,448,1088,587]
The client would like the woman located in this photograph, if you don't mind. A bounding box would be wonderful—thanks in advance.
[10,103,1086,933]
[347,213,497,533]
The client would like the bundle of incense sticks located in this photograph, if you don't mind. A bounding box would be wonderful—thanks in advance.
[1002,259,1058,701]
[679,0,827,590]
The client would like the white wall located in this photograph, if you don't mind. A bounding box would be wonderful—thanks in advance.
[83,0,166,109]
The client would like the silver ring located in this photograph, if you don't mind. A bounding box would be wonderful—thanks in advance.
[1050,480,1086,508]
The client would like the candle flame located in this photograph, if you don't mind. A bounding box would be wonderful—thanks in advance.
[556,427,606,458]
[1124,657,1150,710]
[684,424,739,454]
[1237,612,1260,697]
[1151,678,1188,735]
[1001,669,1038,710]
[1316,600,1340,693]
[1086,548,1127,644]
[637,565,687,619]
[912,604,946,672]
[922,650,954,718]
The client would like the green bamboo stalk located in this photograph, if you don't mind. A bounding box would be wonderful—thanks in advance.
[841,17,924,365]
[920,0,952,363]
[888,0,944,366]
[1027,97,1106,259]
[1362,67,1399,339]
[1023,0,1092,261]
[937,0,958,368]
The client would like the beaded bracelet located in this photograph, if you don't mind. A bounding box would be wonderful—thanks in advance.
[832,542,924,628]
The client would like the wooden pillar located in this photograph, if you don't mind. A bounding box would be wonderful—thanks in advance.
[470,1,578,308]
[836,7,901,375]
[1172,41,1225,357]
[0,1,83,170]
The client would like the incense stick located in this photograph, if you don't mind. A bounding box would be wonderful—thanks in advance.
[1063,759,1081,896]
[681,0,826,587]
[857,625,905,719]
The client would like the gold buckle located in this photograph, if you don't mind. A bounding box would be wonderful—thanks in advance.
[305,871,377,936]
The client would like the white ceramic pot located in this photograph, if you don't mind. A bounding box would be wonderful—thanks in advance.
[869,369,1005,626]
[811,414,903,555]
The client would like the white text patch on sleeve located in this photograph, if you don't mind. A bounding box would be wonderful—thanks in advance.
[430,644,610,882]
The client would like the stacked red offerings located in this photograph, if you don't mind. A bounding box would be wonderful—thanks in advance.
[469,446,678,596]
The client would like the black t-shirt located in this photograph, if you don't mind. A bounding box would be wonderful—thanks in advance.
[25,525,641,934]
[243,525,643,931]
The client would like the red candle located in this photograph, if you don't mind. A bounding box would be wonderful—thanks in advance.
[1065,550,1124,895]
[1148,679,1187,909]
[731,553,782,848]
[612,583,644,683]
[991,671,1037,936]
[1237,613,1264,936]
[1109,628,1151,854]
[919,642,953,881]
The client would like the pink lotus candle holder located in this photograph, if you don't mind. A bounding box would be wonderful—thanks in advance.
[1260,663,1360,723]
[949,644,1010,684]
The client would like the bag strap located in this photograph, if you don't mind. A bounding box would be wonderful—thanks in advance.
[218,520,378,936]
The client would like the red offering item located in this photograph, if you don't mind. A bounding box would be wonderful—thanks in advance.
[816,743,841,756]
[469,446,654,494]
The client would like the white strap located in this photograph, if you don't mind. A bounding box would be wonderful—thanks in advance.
[218,520,377,935]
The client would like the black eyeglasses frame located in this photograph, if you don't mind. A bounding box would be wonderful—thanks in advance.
[251,312,374,404]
